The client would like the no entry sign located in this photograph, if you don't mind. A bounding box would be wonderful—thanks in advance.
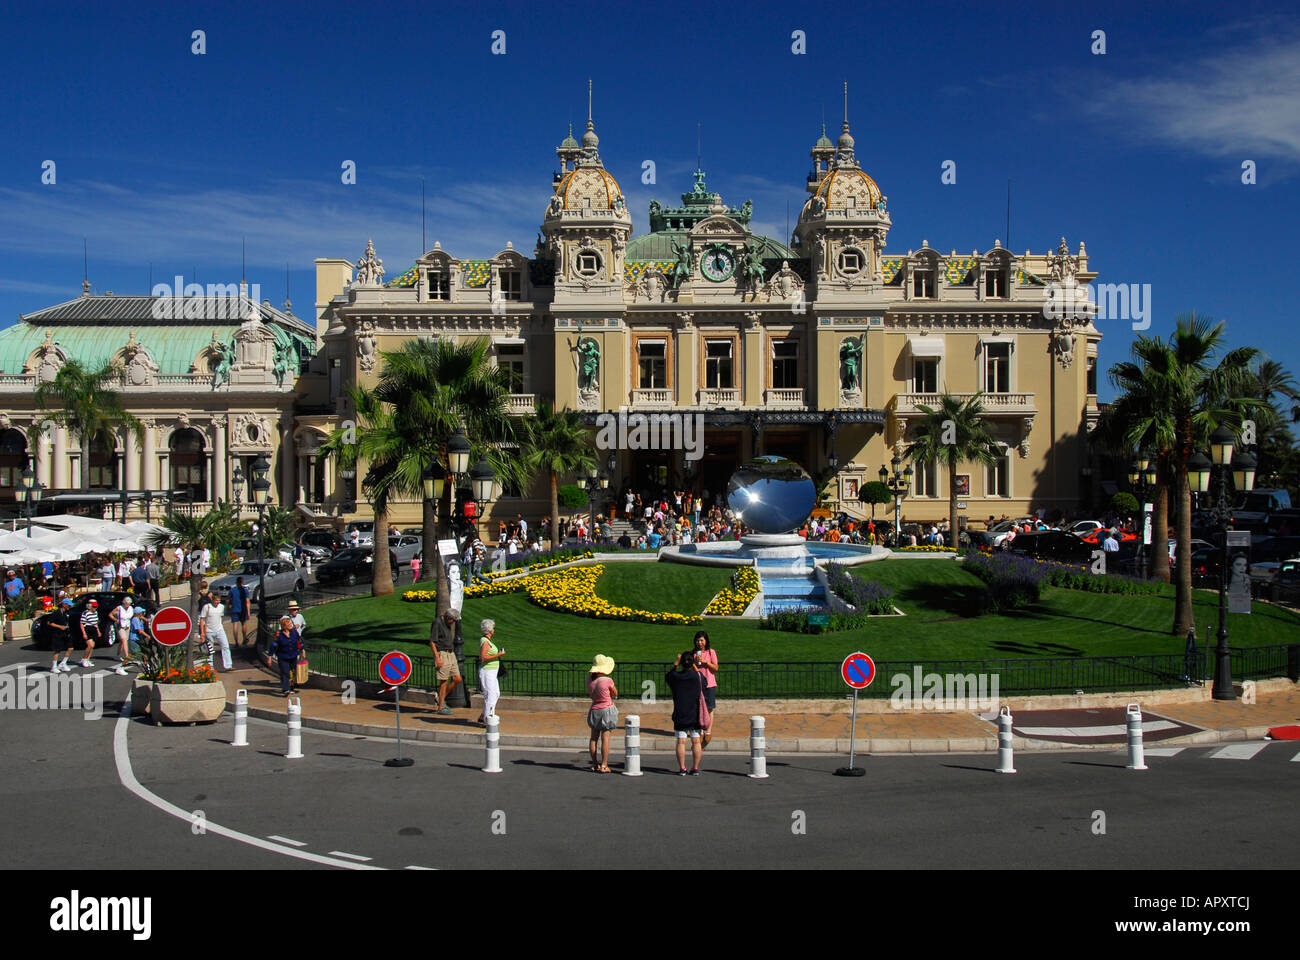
[841,652,876,690]
[379,650,413,687]
[150,606,193,647]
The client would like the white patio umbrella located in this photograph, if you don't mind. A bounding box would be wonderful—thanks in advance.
[27,527,114,557]
[0,533,79,561]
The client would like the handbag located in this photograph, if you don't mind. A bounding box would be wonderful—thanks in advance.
[295,654,309,686]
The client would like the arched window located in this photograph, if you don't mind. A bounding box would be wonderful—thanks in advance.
[0,428,27,491]
[88,430,116,490]
[170,428,207,501]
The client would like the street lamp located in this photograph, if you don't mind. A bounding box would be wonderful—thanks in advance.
[232,463,244,514]
[250,454,271,653]
[419,461,445,582]
[1128,451,1158,576]
[1189,424,1256,701]
[879,455,912,543]
[16,467,44,537]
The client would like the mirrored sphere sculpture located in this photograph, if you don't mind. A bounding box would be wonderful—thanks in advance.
[725,455,816,534]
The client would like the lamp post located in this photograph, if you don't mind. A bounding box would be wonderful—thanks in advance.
[582,463,605,543]
[879,455,912,543]
[421,461,445,583]
[1187,424,1256,701]
[1127,452,1157,577]
[232,463,244,514]
[250,454,272,654]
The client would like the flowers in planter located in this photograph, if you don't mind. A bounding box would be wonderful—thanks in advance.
[138,664,217,684]
[704,565,760,616]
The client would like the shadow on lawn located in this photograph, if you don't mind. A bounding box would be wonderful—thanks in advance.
[893,583,986,619]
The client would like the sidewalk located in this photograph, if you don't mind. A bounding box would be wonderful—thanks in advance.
[216,657,1300,755]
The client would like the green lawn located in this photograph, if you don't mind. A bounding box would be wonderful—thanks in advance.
[305,559,1300,664]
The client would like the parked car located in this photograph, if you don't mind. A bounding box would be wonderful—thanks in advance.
[1231,489,1292,527]
[389,534,423,567]
[345,521,376,546]
[1190,547,1222,585]
[209,559,305,603]
[1168,537,1213,561]
[1006,530,1095,563]
[1079,528,1139,546]
[313,547,398,587]
[33,591,160,651]
[1069,520,1105,536]
[298,530,345,556]
[233,537,295,564]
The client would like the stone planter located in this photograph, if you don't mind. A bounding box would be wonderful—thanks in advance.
[4,617,33,641]
[131,678,154,716]
[148,680,227,725]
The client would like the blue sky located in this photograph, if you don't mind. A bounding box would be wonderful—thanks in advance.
[1,0,1296,401]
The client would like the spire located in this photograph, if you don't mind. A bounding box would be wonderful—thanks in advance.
[835,81,856,164]
[82,238,89,295]
[580,79,600,159]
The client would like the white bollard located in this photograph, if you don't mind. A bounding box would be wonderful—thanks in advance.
[622,714,643,777]
[285,696,303,759]
[747,715,769,779]
[1126,702,1148,770]
[232,689,248,747]
[482,714,502,773]
[996,706,1016,774]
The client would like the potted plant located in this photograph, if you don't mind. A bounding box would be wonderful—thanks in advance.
[3,591,42,641]
[132,635,226,724]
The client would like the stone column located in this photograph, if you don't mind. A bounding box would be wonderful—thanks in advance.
[142,420,156,490]
[204,453,213,506]
[675,313,696,405]
[280,425,294,507]
[213,420,227,505]
[53,426,68,489]
[743,313,763,406]
[36,429,52,487]
[297,455,308,503]
[124,427,141,492]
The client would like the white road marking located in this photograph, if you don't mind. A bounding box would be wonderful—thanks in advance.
[1292,751,1300,763]
[405,865,436,870]
[1209,742,1269,760]
[113,695,385,870]
[1016,720,1180,738]
[267,835,307,847]
[1141,747,1186,757]
[328,851,373,862]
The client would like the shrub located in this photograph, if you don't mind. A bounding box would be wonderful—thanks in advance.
[825,562,896,615]
[557,484,588,510]
[1110,492,1139,516]
[962,550,1048,612]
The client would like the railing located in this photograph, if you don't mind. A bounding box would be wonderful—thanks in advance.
[507,394,536,415]
[896,392,1035,413]
[305,643,1300,699]
[763,388,805,408]
[697,388,740,406]
[631,388,673,407]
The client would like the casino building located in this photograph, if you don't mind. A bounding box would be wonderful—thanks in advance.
[0,102,1103,532]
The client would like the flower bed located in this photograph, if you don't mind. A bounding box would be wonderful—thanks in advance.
[703,565,759,616]
[825,562,896,615]
[962,551,1050,612]
[896,545,956,553]
[458,563,701,625]
[479,548,596,581]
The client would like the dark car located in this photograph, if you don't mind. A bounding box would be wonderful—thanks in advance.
[313,547,398,587]
[1007,530,1094,564]
[33,591,160,651]
[298,530,345,556]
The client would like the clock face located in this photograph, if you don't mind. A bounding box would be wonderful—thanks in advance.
[701,245,736,282]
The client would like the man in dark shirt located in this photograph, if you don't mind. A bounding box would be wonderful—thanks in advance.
[665,650,707,775]
[428,608,462,713]
[617,533,632,549]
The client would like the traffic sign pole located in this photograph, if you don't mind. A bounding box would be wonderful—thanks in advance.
[385,685,413,768]
[379,650,415,768]
[836,652,874,777]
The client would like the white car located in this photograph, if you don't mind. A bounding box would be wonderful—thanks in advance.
[345,521,375,546]
[1070,520,1105,537]
[1169,538,1212,561]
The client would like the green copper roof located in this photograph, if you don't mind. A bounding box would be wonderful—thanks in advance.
[628,169,793,261]
[626,230,795,262]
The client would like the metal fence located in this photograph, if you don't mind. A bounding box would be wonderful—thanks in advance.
[303,642,1300,700]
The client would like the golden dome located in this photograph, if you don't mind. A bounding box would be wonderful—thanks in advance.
[815,167,882,210]
[554,165,625,212]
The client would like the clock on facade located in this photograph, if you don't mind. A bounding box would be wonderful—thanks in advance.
[700,244,736,282]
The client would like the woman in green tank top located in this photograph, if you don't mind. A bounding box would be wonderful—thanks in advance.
[476,618,505,725]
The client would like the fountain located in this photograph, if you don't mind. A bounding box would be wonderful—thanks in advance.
[660,455,886,615]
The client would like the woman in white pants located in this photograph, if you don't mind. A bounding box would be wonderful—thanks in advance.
[475,618,505,726]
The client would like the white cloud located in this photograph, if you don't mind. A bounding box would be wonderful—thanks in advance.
[1091,33,1300,163]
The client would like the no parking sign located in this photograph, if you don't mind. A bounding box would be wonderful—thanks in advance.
[836,651,875,777]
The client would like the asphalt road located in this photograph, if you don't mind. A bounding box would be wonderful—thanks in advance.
[2,641,1296,871]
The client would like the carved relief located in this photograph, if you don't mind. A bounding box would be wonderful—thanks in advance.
[765,261,805,301]
[1019,417,1035,458]
[30,330,64,384]
[120,331,159,387]
[231,413,273,450]
[357,320,378,373]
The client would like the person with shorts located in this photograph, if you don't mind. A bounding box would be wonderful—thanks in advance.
[428,607,462,714]
[78,599,102,668]
[586,654,618,773]
[665,648,708,776]
[110,596,133,675]
[48,598,75,673]
[689,630,718,747]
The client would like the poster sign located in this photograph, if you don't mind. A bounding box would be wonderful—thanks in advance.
[1227,531,1251,614]
[954,475,970,497]
[1143,503,1153,546]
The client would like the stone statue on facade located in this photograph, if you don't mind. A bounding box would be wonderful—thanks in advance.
[355,239,385,287]
[211,337,236,388]
[739,242,766,296]
[357,321,378,373]
[670,239,693,289]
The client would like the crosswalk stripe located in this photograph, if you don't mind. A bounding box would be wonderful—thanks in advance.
[267,835,307,847]
[1209,742,1269,760]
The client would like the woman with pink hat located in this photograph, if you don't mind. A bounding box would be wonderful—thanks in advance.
[586,654,619,773]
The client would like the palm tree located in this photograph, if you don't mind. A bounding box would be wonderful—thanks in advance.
[34,359,143,492]
[1108,314,1263,636]
[519,402,597,550]
[323,386,396,597]
[142,502,245,670]
[902,393,1002,548]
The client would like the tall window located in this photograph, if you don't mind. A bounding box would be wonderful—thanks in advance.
[914,460,937,497]
[912,266,935,298]
[170,428,207,502]
[771,340,799,388]
[499,270,522,300]
[984,263,1008,298]
[1086,356,1097,395]
[0,429,27,490]
[88,430,115,490]
[985,342,1011,393]
[496,343,525,393]
[427,269,450,300]
[638,341,667,389]
[913,358,939,393]
[987,453,1009,497]
[705,340,733,389]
